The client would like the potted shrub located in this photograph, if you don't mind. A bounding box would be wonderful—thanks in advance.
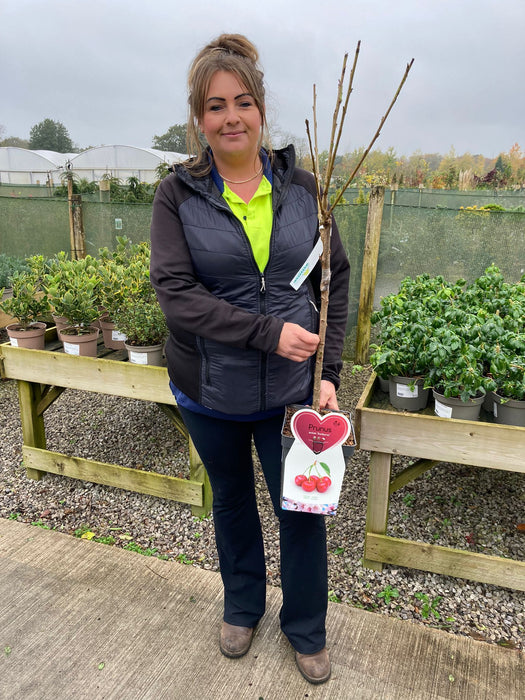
[485,330,525,426]
[112,291,168,366]
[425,315,490,420]
[0,256,50,350]
[97,237,152,349]
[44,255,101,357]
[369,274,461,410]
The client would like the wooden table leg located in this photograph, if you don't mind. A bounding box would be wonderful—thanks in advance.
[157,402,212,517]
[17,380,46,480]
[189,439,212,518]
[363,450,392,570]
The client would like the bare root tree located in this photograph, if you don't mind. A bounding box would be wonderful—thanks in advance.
[307,42,414,410]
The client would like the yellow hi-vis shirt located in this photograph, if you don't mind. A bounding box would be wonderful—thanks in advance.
[222,176,273,273]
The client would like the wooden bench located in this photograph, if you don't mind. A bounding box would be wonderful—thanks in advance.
[355,372,525,591]
[0,327,212,517]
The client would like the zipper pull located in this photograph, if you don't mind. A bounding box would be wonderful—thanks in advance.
[260,275,266,293]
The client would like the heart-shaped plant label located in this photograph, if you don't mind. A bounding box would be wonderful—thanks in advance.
[291,409,351,454]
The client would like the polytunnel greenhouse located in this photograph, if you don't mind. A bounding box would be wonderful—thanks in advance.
[0,145,187,186]
[0,147,76,185]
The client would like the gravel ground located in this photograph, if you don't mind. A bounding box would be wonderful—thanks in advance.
[0,345,523,652]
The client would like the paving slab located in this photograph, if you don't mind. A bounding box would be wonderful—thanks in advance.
[0,517,522,700]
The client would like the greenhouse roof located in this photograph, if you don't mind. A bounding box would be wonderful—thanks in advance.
[0,145,188,184]
[0,147,75,172]
[68,145,187,169]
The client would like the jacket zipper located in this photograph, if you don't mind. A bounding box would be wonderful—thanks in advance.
[259,271,267,411]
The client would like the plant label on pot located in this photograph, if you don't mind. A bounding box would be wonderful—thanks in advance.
[396,383,419,398]
[281,408,352,515]
[63,341,81,356]
[112,330,127,342]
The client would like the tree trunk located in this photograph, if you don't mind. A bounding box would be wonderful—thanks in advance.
[312,216,332,410]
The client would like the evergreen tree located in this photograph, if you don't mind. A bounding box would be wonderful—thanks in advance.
[152,124,188,153]
[29,118,74,152]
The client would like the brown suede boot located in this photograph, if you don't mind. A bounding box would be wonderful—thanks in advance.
[219,622,254,658]
[295,647,331,684]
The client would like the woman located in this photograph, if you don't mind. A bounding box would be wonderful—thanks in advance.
[150,34,350,685]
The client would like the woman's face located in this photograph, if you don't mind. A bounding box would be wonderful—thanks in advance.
[199,70,263,165]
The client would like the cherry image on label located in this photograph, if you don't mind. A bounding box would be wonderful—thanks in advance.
[294,462,332,492]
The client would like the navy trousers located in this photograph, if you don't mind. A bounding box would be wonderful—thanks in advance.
[178,406,328,654]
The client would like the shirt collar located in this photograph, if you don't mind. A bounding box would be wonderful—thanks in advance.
[210,148,273,194]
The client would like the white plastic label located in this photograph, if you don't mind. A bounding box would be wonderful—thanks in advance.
[396,383,419,398]
[494,403,498,417]
[10,338,18,347]
[64,342,80,356]
[434,400,453,418]
[290,238,323,290]
[112,330,127,341]
[129,350,148,365]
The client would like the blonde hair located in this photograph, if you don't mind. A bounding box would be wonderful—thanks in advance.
[186,34,270,174]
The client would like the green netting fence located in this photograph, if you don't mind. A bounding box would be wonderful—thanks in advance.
[1,192,524,359]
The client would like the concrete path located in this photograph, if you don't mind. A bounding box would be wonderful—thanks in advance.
[0,517,522,700]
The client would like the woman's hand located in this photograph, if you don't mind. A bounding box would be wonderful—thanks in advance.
[319,380,339,410]
[275,322,319,362]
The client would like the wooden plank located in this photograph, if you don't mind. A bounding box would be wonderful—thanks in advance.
[363,451,391,570]
[189,440,212,518]
[389,459,440,494]
[37,385,67,415]
[358,407,525,472]
[17,381,46,449]
[156,403,188,440]
[0,344,175,404]
[365,533,525,592]
[0,310,17,328]
[354,371,377,446]
[22,446,203,506]
[17,381,46,480]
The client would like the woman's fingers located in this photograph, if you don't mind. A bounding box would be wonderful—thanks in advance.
[275,322,320,362]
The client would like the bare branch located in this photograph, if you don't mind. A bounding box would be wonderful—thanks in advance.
[305,46,414,410]
[313,84,319,179]
[328,58,414,214]
[324,52,349,196]
[329,42,360,182]
[305,119,322,204]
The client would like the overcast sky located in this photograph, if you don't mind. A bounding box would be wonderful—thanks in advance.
[1,0,523,158]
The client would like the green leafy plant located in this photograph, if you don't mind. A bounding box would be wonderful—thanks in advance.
[175,553,195,565]
[0,254,29,289]
[123,541,159,556]
[370,274,463,380]
[44,254,100,333]
[371,266,525,403]
[414,592,442,620]
[0,256,50,328]
[112,294,167,347]
[377,585,399,605]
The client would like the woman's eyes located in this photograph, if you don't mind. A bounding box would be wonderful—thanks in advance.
[208,100,255,112]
